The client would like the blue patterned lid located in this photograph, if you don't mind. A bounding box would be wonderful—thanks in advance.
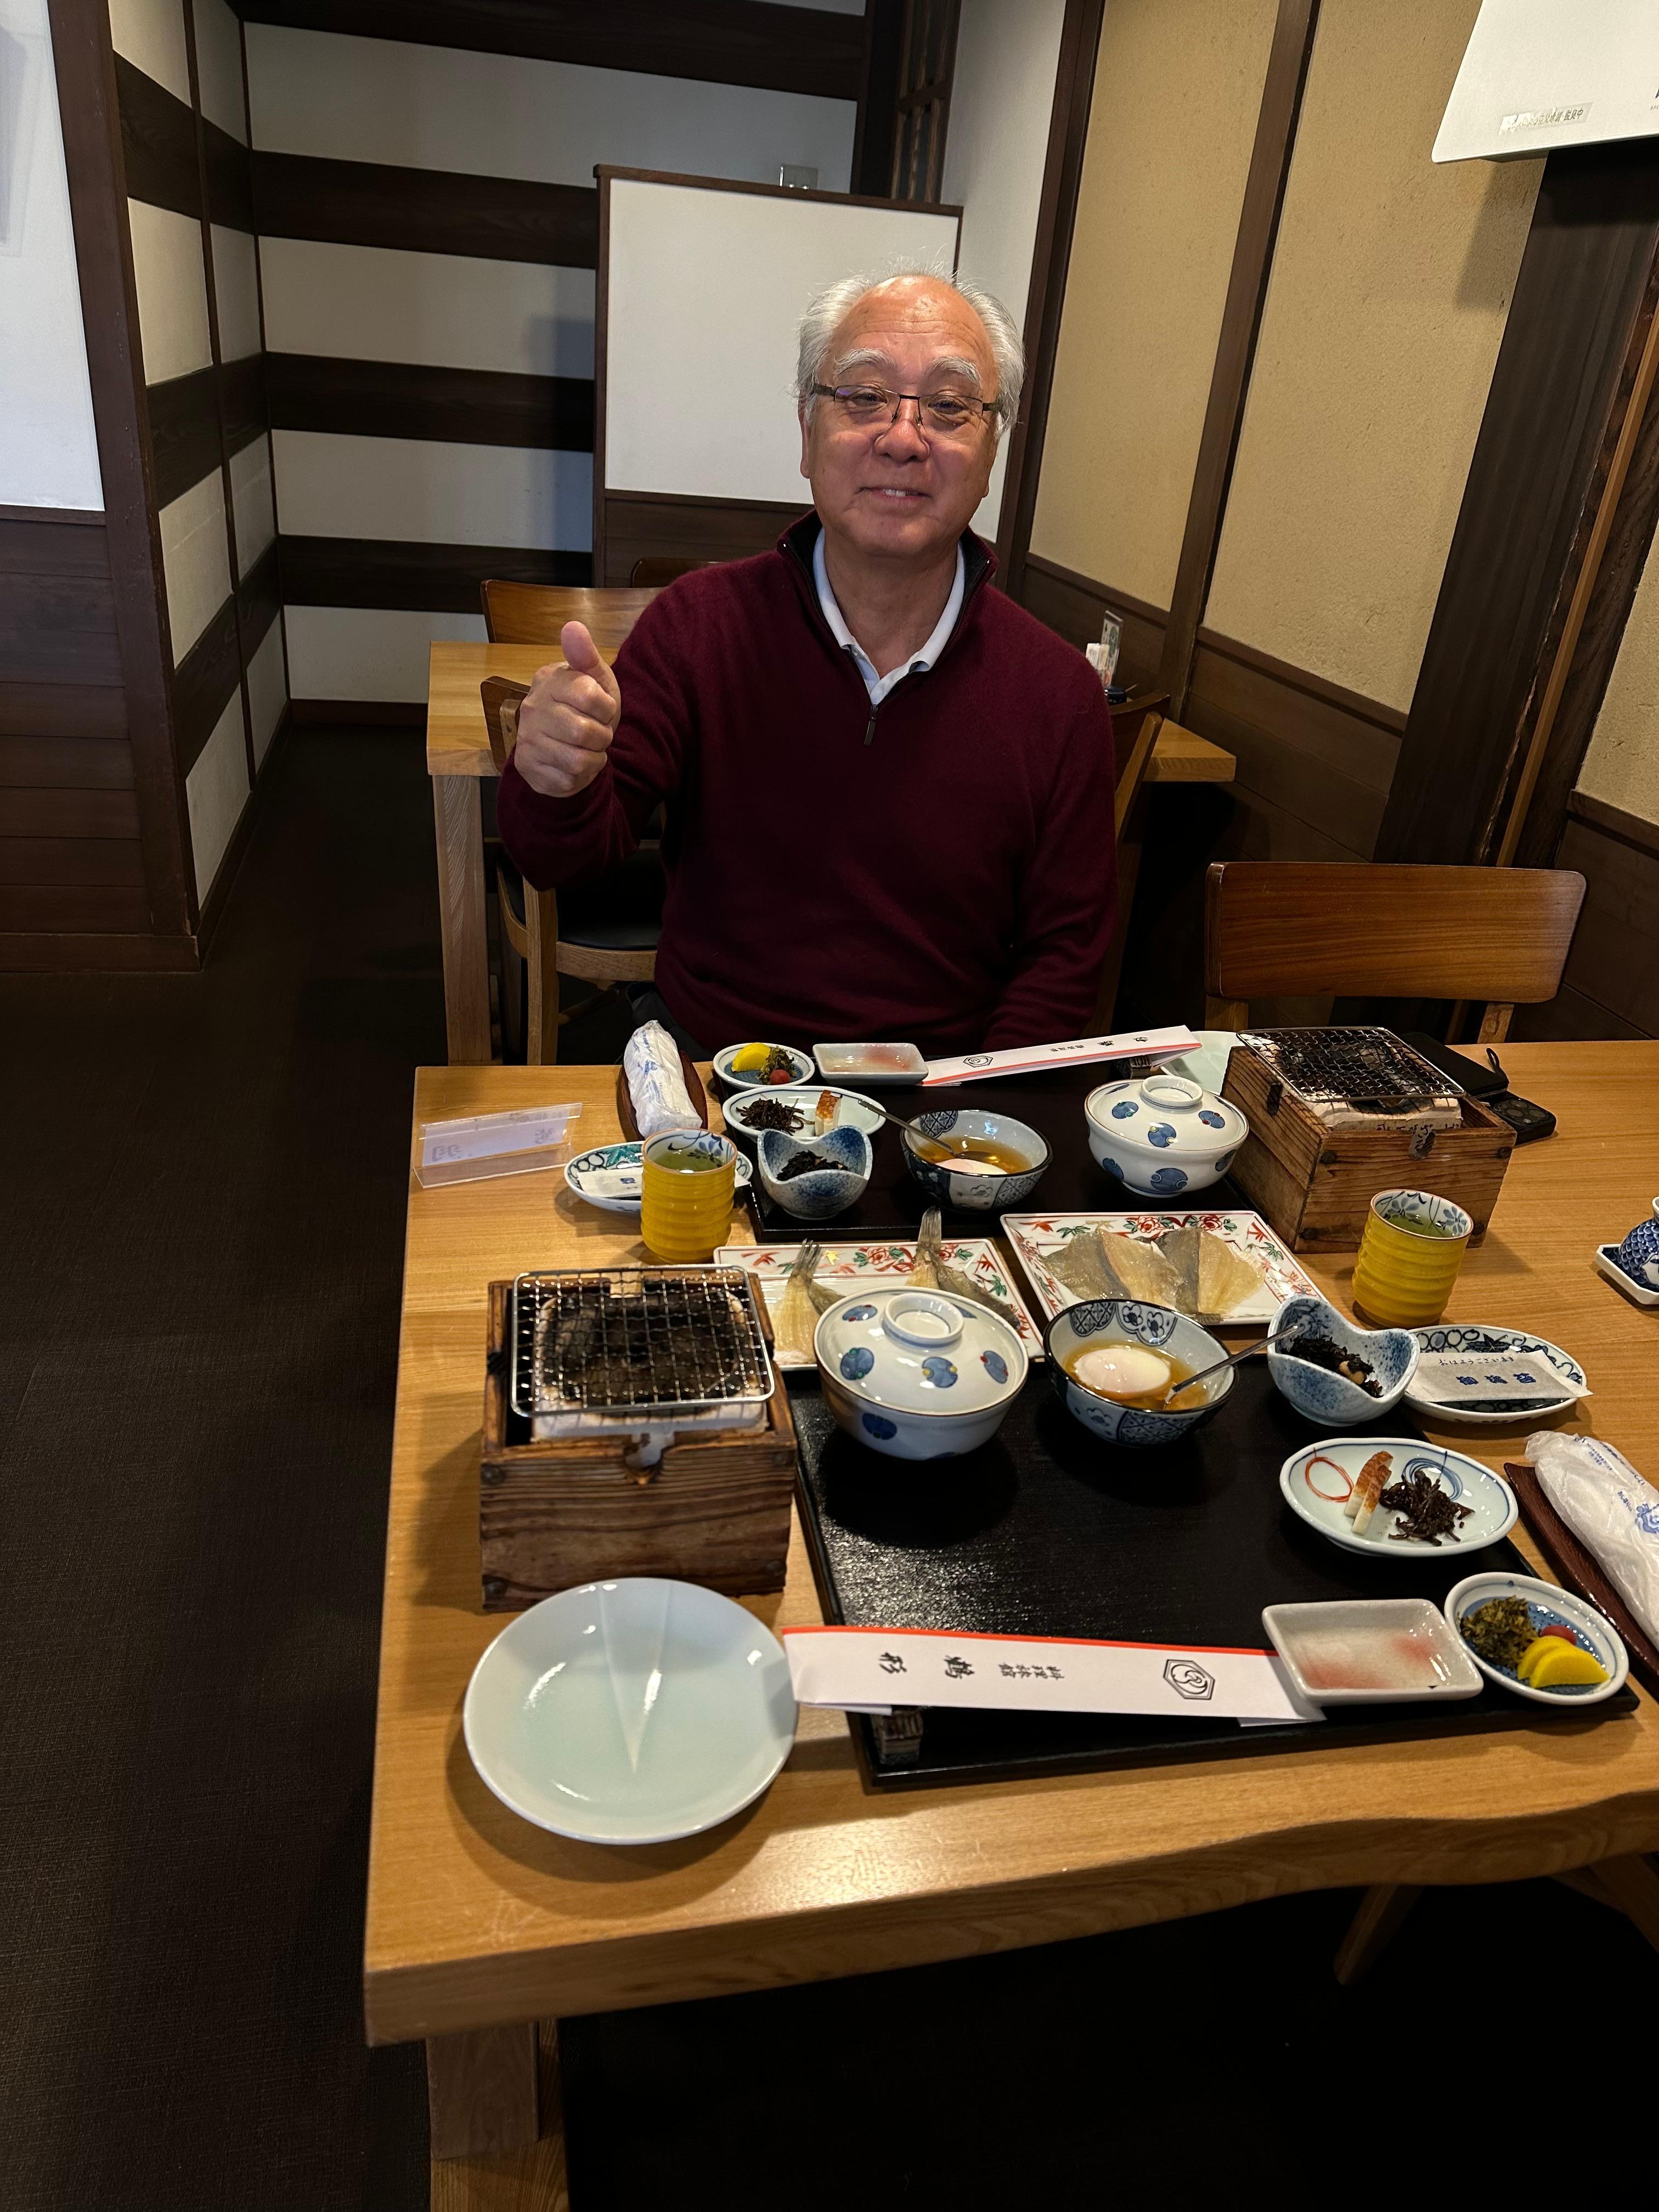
[1085,1071,1247,1156]
[814,1288,1026,1417]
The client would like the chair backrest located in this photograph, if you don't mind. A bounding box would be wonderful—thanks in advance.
[1203,861,1585,1041]
[480,580,658,653]
[629,556,717,587]
[1114,708,1162,840]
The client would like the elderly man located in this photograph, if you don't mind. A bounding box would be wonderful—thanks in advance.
[497,268,1116,1056]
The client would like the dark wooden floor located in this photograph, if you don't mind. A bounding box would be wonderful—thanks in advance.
[2,724,1653,2208]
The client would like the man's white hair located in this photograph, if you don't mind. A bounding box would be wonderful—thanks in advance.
[795,266,1024,438]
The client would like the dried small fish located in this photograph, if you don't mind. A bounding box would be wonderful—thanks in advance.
[915,1207,1023,1330]
[772,1243,823,1361]
[906,1209,942,1289]
[795,1240,845,1316]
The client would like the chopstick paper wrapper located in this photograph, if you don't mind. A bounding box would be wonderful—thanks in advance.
[783,1626,1318,1724]
[921,1027,1199,1088]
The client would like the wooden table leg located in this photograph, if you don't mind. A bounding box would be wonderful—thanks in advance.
[1570,1853,1659,1953]
[1333,1882,1421,1984]
[433,773,492,1064]
[427,2021,540,2162]
[429,2021,568,2208]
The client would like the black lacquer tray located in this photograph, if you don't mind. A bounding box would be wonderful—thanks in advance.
[789,1361,1637,1790]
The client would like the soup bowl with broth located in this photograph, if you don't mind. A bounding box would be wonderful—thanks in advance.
[1045,1300,1235,1448]
[901,1108,1049,1211]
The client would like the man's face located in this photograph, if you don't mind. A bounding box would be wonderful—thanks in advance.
[799,277,1000,565]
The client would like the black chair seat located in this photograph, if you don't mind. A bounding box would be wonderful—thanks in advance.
[497,849,664,953]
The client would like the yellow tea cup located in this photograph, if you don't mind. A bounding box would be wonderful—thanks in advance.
[639,1130,737,1262]
[1351,1187,1472,1327]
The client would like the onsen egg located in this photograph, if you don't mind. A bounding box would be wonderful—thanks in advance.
[1071,1345,1171,1400]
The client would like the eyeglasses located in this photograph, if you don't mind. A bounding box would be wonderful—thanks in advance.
[810,382,998,439]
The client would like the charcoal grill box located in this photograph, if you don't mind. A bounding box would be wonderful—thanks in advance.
[1220,1043,1514,1253]
[478,1278,798,1611]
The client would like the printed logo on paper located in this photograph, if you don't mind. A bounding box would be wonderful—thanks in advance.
[1164,1657,1216,1701]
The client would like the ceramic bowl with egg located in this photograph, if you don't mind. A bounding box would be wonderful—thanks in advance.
[1045,1299,1233,1448]
[1084,1071,1248,1199]
[1266,1295,1419,1425]
[756,1125,871,1221]
[900,1108,1049,1211]
[814,1286,1028,1461]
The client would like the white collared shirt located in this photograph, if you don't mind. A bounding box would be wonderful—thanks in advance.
[813,532,966,706]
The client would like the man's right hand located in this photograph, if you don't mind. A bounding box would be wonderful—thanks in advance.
[511,621,622,797]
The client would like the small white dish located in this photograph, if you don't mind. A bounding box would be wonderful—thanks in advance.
[1444,1571,1629,1708]
[565,1140,752,1216]
[814,1285,1028,1460]
[712,1042,815,1091]
[1403,1323,1585,1426]
[812,1041,927,1087]
[1084,1070,1248,1200]
[462,1578,797,1844]
[721,1084,885,1149]
[1596,1243,1659,1308]
[1261,1598,1482,1705]
[1278,1436,1517,1558]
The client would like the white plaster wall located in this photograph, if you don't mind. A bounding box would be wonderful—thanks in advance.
[127,196,211,384]
[159,467,232,662]
[185,688,250,898]
[106,0,189,104]
[246,615,287,765]
[271,430,591,551]
[283,606,487,702]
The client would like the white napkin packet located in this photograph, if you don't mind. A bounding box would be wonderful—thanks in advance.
[623,1019,701,1137]
[1413,1352,1588,1407]
[1527,1430,1659,1646]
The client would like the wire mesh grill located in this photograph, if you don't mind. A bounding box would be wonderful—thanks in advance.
[1242,1027,1462,1110]
[510,1267,774,1421]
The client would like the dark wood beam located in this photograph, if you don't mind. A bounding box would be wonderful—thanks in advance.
[1156,0,1318,713]
[250,150,599,267]
[47,0,193,936]
[996,0,1105,592]
[266,355,594,452]
[231,0,865,101]
[1376,141,1659,867]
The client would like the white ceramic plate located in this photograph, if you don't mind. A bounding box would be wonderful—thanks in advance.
[463,1578,798,1844]
[712,1042,815,1091]
[1003,1209,1320,1329]
[812,1042,928,1087]
[1261,1598,1483,1705]
[565,1140,752,1216]
[720,1084,886,1147]
[1278,1436,1517,1559]
[1403,1323,1584,1426]
[1165,1031,1242,1098]
[1443,1571,1629,1707]
[716,1237,1045,1367]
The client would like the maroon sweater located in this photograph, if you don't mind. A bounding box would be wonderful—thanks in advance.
[497,516,1117,1056]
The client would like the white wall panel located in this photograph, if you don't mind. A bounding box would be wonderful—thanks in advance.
[256,238,595,376]
[284,606,487,702]
[0,0,103,507]
[229,432,276,571]
[272,430,591,550]
[244,25,854,191]
[106,0,189,103]
[211,223,262,359]
[940,0,1067,539]
[159,469,232,663]
[127,197,211,383]
[193,0,247,142]
[187,689,251,899]
[247,615,288,766]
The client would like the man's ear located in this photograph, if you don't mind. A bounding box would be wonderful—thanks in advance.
[798,403,812,482]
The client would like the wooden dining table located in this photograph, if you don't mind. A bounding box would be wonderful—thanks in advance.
[370,1041,1659,2209]
[424,641,1238,1064]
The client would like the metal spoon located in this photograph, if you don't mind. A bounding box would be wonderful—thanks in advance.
[1155,1339,1272,1407]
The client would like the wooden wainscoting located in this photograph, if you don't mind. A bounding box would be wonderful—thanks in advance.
[596,493,809,588]
[1510,792,1659,1041]
[1017,554,1167,686]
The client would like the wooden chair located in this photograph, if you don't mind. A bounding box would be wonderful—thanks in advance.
[1090,707,1168,1028]
[478,580,665,1063]
[1202,861,1585,1042]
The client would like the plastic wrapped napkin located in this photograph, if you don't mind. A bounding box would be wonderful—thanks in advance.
[622,1020,701,1138]
[1527,1430,1659,1646]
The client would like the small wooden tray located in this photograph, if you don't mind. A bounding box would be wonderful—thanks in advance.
[1508,1460,1659,1702]
[616,1046,710,1138]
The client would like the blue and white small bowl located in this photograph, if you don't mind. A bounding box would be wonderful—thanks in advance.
[900,1109,1049,1211]
[814,1286,1028,1461]
[712,1041,815,1094]
[1267,1295,1419,1425]
[1046,1300,1233,1448]
[756,1124,871,1221]
[1084,1071,1247,1199]
[1612,1206,1659,1288]
[1444,1571,1629,1707]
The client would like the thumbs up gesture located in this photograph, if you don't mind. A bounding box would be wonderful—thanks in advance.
[512,621,623,798]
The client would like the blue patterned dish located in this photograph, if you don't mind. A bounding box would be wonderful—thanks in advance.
[565,1140,752,1216]
[1267,1295,1419,1424]
[755,1124,871,1221]
[1045,1300,1233,1449]
[1443,1571,1629,1707]
[813,1286,1028,1461]
[900,1109,1049,1211]
[1084,1073,1247,1198]
[1402,1323,1584,1427]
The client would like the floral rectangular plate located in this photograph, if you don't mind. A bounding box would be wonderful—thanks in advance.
[714,1239,1045,1368]
[1001,1210,1321,1329]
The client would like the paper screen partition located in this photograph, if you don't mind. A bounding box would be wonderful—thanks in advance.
[594,168,961,584]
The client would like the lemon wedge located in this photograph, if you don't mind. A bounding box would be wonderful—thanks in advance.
[729,1043,771,1074]
[1517,1635,1607,1689]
